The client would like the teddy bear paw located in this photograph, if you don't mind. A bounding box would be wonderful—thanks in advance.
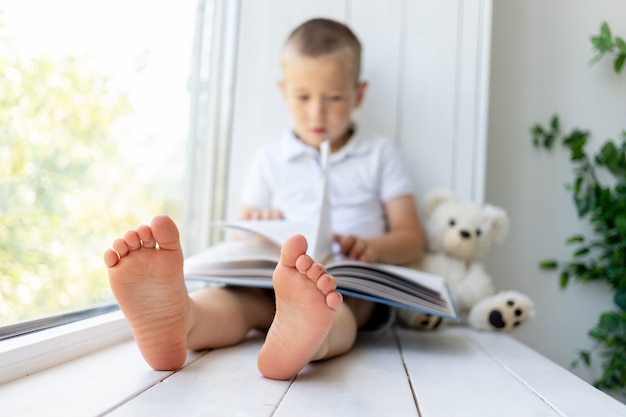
[468,291,535,332]
[397,310,444,331]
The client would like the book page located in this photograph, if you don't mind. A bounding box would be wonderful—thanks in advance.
[310,140,333,262]
[183,240,457,319]
[216,140,333,262]
[325,258,458,319]
[187,141,457,318]
[215,219,317,248]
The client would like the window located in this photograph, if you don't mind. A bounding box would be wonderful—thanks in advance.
[0,1,196,327]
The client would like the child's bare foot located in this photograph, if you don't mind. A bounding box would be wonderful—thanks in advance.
[104,215,190,370]
[257,234,343,380]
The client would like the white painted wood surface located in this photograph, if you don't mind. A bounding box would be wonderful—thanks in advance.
[0,311,131,385]
[402,329,569,416]
[225,0,492,225]
[2,326,624,417]
[273,331,418,417]
[1,340,172,417]
[106,334,291,417]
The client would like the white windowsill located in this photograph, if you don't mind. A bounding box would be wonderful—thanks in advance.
[0,310,132,385]
[3,325,626,416]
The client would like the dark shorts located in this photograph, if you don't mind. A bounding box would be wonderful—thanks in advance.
[230,286,395,333]
[359,302,395,333]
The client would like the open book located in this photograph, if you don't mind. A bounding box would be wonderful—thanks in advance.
[183,141,458,320]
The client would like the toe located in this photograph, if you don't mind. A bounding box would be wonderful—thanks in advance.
[124,230,142,251]
[326,291,343,311]
[316,274,337,294]
[103,248,120,267]
[281,234,308,268]
[295,254,315,274]
[299,259,326,281]
[150,215,181,251]
[112,238,130,258]
[136,224,156,248]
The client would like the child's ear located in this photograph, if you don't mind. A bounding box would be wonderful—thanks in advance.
[354,81,368,108]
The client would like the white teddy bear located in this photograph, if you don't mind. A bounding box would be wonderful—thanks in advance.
[398,189,535,332]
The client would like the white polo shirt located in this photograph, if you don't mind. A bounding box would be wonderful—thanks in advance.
[240,128,415,238]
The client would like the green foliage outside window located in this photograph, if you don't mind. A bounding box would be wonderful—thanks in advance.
[0,14,180,324]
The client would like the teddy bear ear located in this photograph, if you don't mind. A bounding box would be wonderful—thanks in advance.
[484,205,510,244]
[423,189,457,216]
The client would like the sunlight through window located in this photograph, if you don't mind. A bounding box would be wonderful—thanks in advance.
[0,1,195,326]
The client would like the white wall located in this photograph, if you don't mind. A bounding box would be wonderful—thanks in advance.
[216,0,626,390]
[486,0,626,385]
[225,0,491,222]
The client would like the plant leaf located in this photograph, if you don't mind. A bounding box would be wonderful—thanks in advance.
[574,247,590,257]
[616,37,626,54]
[550,115,560,132]
[601,22,612,42]
[614,54,626,73]
[579,350,592,367]
[615,289,626,311]
[591,35,612,51]
[566,235,585,244]
[616,215,626,236]
[588,53,605,66]
[531,124,545,147]
[540,260,558,270]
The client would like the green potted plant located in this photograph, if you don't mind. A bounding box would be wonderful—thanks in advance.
[531,22,626,395]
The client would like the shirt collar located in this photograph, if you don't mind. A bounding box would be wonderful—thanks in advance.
[280,126,371,163]
[280,130,317,161]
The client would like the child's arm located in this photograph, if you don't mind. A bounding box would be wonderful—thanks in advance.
[334,195,424,265]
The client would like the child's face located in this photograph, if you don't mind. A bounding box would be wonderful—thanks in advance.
[279,53,367,152]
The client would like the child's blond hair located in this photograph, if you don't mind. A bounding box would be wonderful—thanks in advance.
[282,18,362,85]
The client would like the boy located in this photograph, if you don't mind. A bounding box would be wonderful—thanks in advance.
[104,18,423,381]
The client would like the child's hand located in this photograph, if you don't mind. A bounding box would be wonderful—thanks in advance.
[239,207,284,220]
[333,234,377,263]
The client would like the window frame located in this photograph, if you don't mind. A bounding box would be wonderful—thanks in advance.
[0,304,119,341]
[0,310,131,385]
[0,0,240,380]
[183,0,240,255]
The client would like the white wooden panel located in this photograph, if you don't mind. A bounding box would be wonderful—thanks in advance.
[0,340,181,417]
[399,328,562,417]
[349,0,404,139]
[399,0,460,200]
[274,329,418,417]
[463,329,626,417]
[108,335,291,417]
[0,311,131,385]
[3,325,624,416]
[225,0,491,218]
[453,0,491,201]
[226,0,347,219]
